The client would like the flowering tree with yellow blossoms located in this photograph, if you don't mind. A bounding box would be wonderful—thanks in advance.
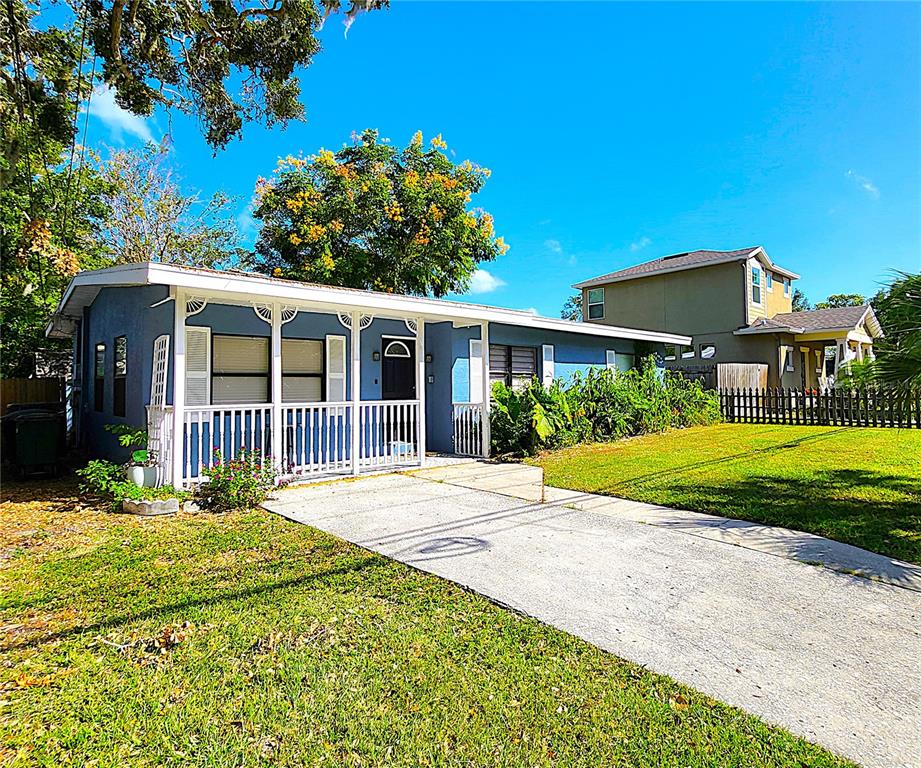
[253,129,508,296]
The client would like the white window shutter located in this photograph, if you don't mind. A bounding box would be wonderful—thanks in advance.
[150,334,170,407]
[606,349,617,370]
[185,327,210,406]
[469,339,483,403]
[326,335,346,402]
[542,344,555,387]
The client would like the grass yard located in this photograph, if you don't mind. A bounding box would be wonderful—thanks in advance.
[535,424,921,566]
[0,480,853,767]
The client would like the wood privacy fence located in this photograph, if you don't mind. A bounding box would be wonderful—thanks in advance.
[719,387,921,428]
[0,378,64,416]
[669,363,767,391]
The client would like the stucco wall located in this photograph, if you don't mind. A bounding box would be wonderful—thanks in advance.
[80,285,172,460]
[585,261,748,337]
[450,322,642,402]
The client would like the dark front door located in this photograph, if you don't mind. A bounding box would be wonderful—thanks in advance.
[381,338,416,400]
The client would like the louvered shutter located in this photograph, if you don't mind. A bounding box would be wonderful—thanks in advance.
[185,327,210,406]
[326,335,346,402]
[541,344,554,387]
[469,339,483,403]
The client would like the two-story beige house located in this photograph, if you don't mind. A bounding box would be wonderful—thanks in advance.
[573,246,883,388]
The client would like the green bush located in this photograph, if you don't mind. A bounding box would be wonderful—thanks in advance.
[196,449,278,512]
[104,424,151,464]
[491,379,572,456]
[76,459,125,497]
[490,356,721,456]
[76,459,189,510]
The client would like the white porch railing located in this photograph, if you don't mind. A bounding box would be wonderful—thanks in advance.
[281,402,352,478]
[357,399,421,469]
[453,402,485,456]
[182,405,273,484]
[146,405,173,487]
[171,399,422,484]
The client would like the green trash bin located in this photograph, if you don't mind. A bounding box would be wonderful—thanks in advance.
[9,412,62,477]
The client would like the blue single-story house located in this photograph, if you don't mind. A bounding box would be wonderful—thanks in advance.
[47,262,691,487]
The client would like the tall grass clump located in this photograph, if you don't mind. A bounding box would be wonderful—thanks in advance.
[490,356,720,456]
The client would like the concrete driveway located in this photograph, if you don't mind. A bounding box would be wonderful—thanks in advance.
[264,472,921,768]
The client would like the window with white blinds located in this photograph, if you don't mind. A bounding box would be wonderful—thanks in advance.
[282,338,323,402]
[212,334,269,405]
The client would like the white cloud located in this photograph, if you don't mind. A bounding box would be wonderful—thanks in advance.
[468,268,506,294]
[521,307,539,315]
[846,170,880,199]
[630,236,652,252]
[237,201,259,241]
[544,238,562,254]
[87,86,155,144]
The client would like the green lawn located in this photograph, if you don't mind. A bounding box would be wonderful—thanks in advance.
[0,480,852,767]
[534,424,921,565]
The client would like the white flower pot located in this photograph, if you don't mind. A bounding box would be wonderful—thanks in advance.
[127,465,158,488]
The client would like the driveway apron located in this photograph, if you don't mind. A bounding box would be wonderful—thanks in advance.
[264,473,921,768]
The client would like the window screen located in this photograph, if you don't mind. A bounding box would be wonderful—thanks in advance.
[282,338,323,403]
[94,343,105,411]
[113,335,127,417]
[212,335,270,405]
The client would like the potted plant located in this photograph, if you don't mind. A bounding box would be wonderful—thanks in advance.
[105,424,158,487]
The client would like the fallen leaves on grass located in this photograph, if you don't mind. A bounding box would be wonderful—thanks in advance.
[95,621,213,666]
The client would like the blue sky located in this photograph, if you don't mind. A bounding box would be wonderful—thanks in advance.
[85,1,920,316]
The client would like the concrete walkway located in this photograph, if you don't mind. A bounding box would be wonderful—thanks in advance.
[265,473,921,768]
[411,460,921,593]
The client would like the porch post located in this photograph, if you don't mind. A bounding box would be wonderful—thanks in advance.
[171,289,186,487]
[271,302,282,471]
[480,321,491,458]
[350,310,360,476]
[415,316,427,467]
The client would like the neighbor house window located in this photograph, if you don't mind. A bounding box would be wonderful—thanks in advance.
[664,344,677,361]
[699,343,716,360]
[212,335,269,405]
[113,335,127,417]
[282,338,323,402]
[681,345,695,359]
[783,277,791,297]
[94,343,105,411]
[586,288,604,320]
[489,344,537,389]
[766,271,773,291]
[751,266,762,304]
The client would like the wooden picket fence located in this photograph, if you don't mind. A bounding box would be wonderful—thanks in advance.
[719,387,921,428]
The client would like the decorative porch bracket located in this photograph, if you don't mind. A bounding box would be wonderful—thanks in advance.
[337,312,373,330]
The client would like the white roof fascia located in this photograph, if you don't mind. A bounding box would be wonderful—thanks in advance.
[52,262,692,346]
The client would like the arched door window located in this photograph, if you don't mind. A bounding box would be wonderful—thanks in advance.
[384,340,411,358]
